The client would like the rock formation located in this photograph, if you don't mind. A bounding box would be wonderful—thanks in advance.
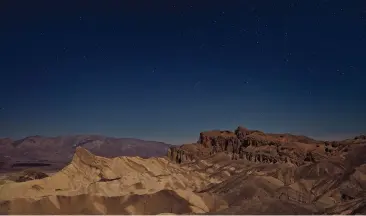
[0,126,365,214]
[168,126,357,167]
[0,147,219,214]
[166,126,366,214]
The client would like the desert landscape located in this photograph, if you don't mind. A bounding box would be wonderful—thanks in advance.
[2,0,364,214]
[0,126,365,214]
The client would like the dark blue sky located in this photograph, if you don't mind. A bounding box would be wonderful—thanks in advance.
[0,1,365,144]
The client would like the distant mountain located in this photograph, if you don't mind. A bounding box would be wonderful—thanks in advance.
[0,135,172,172]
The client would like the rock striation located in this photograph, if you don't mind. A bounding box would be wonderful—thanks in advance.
[168,126,362,167]
[1,127,365,214]
[0,147,220,214]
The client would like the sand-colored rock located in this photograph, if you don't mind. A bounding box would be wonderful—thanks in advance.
[1,126,365,214]
[0,147,218,214]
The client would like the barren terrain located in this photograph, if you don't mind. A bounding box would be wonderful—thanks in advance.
[0,127,365,214]
[0,135,171,173]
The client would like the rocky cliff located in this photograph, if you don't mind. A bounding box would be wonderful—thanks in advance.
[168,126,360,166]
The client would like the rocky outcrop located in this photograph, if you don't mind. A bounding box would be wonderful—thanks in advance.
[168,126,363,166]
[167,146,197,164]
[13,170,49,182]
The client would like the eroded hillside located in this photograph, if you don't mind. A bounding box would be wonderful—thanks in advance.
[1,126,365,214]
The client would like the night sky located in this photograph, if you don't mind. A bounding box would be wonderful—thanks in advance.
[1,1,365,144]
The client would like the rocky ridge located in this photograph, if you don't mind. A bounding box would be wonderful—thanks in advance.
[167,126,366,214]
[168,126,354,166]
[0,147,222,214]
[0,126,365,214]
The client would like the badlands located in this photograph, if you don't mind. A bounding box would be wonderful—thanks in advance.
[0,126,365,214]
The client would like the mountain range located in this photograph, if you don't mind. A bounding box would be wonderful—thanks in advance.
[0,135,171,172]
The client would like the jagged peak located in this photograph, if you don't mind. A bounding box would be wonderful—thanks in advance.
[74,146,95,159]
[72,147,111,168]
[70,147,119,180]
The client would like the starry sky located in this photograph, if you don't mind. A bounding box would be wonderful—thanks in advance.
[0,0,365,144]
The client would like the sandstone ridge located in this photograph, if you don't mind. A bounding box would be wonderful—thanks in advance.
[0,147,217,214]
